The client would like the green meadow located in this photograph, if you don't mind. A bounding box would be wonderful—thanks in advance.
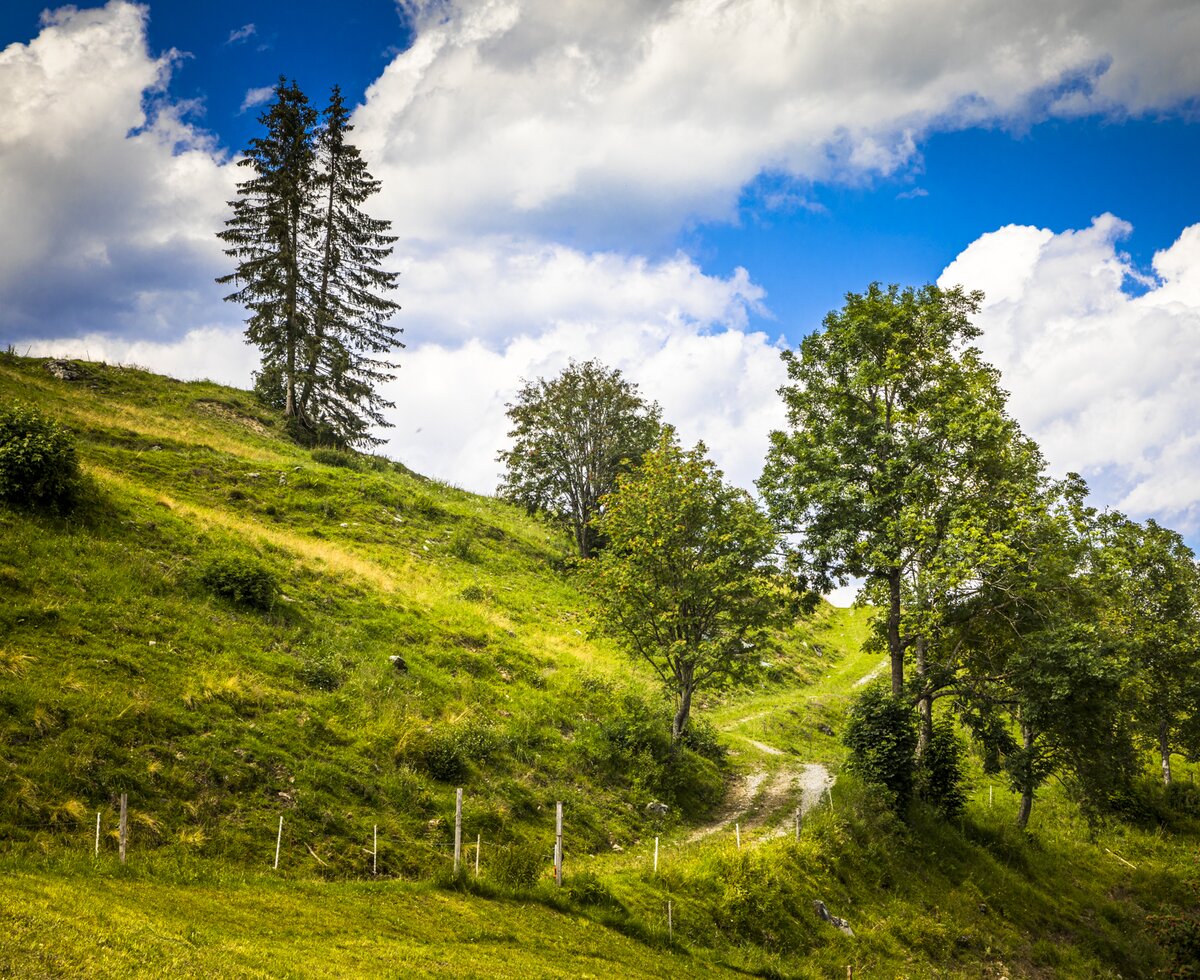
[1,354,1198,977]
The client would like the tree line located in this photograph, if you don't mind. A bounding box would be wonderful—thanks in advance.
[217,86,1198,827]
[496,290,1200,828]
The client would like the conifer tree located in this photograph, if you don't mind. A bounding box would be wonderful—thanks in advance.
[217,78,317,422]
[218,80,401,447]
[301,86,402,446]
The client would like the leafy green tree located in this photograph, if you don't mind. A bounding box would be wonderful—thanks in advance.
[955,477,1135,828]
[497,360,661,557]
[759,282,1035,700]
[582,430,780,742]
[218,80,401,447]
[1099,516,1200,786]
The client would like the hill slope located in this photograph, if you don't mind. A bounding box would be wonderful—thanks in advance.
[2,354,1199,978]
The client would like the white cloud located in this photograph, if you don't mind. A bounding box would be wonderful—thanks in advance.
[0,1,235,340]
[357,0,1200,245]
[18,325,256,388]
[226,23,256,45]
[940,216,1200,533]
[240,85,274,113]
[378,242,785,493]
[3,0,1199,530]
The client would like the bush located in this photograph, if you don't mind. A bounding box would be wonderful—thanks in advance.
[565,870,622,911]
[917,718,967,818]
[844,683,918,809]
[486,842,544,889]
[297,649,346,691]
[420,728,467,783]
[199,554,279,610]
[311,447,362,470]
[0,403,82,510]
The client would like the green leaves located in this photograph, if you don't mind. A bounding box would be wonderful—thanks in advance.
[496,360,661,558]
[581,429,781,741]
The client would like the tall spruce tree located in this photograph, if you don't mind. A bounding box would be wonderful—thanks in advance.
[302,86,402,446]
[218,80,401,447]
[217,78,317,422]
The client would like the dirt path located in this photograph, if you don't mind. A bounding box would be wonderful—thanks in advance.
[686,755,834,844]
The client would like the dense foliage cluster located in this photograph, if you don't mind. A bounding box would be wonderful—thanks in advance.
[0,403,81,511]
[759,282,1200,826]
[497,359,661,558]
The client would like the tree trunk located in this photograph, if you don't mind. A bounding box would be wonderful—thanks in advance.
[672,670,695,744]
[299,148,338,419]
[1160,717,1173,786]
[915,635,932,759]
[1015,721,1035,829]
[887,570,903,695]
[284,196,301,420]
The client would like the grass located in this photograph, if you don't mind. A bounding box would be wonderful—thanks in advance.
[2,353,1199,977]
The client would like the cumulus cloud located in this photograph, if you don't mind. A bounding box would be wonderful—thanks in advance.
[940,216,1200,533]
[0,1,234,341]
[18,326,257,389]
[377,242,785,493]
[357,0,1200,244]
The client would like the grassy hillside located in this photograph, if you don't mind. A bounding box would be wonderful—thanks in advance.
[2,354,1199,978]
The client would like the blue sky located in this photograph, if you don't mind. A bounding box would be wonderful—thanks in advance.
[2,0,1199,549]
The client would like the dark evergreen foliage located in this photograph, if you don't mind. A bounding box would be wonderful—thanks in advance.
[218,79,401,447]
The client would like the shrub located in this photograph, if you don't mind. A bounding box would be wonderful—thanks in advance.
[917,718,967,818]
[297,649,346,691]
[199,553,278,610]
[0,403,81,510]
[844,683,918,809]
[448,526,477,561]
[681,716,725,762]
[311,447,361,470]
[486,842,544,889]
[420,728,467,782]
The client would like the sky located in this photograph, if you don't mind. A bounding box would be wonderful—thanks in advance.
[2,0,1200,562]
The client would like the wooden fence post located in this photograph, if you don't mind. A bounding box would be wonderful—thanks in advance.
[554,801,563,886]
[118,793,127,864]
[454,788,463,874]
[274,815,283,870]
[735,822,741,849]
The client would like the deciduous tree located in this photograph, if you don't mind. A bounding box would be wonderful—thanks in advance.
[497,360,661,557]
[759,282,1032,700]
[582,430,780,742]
